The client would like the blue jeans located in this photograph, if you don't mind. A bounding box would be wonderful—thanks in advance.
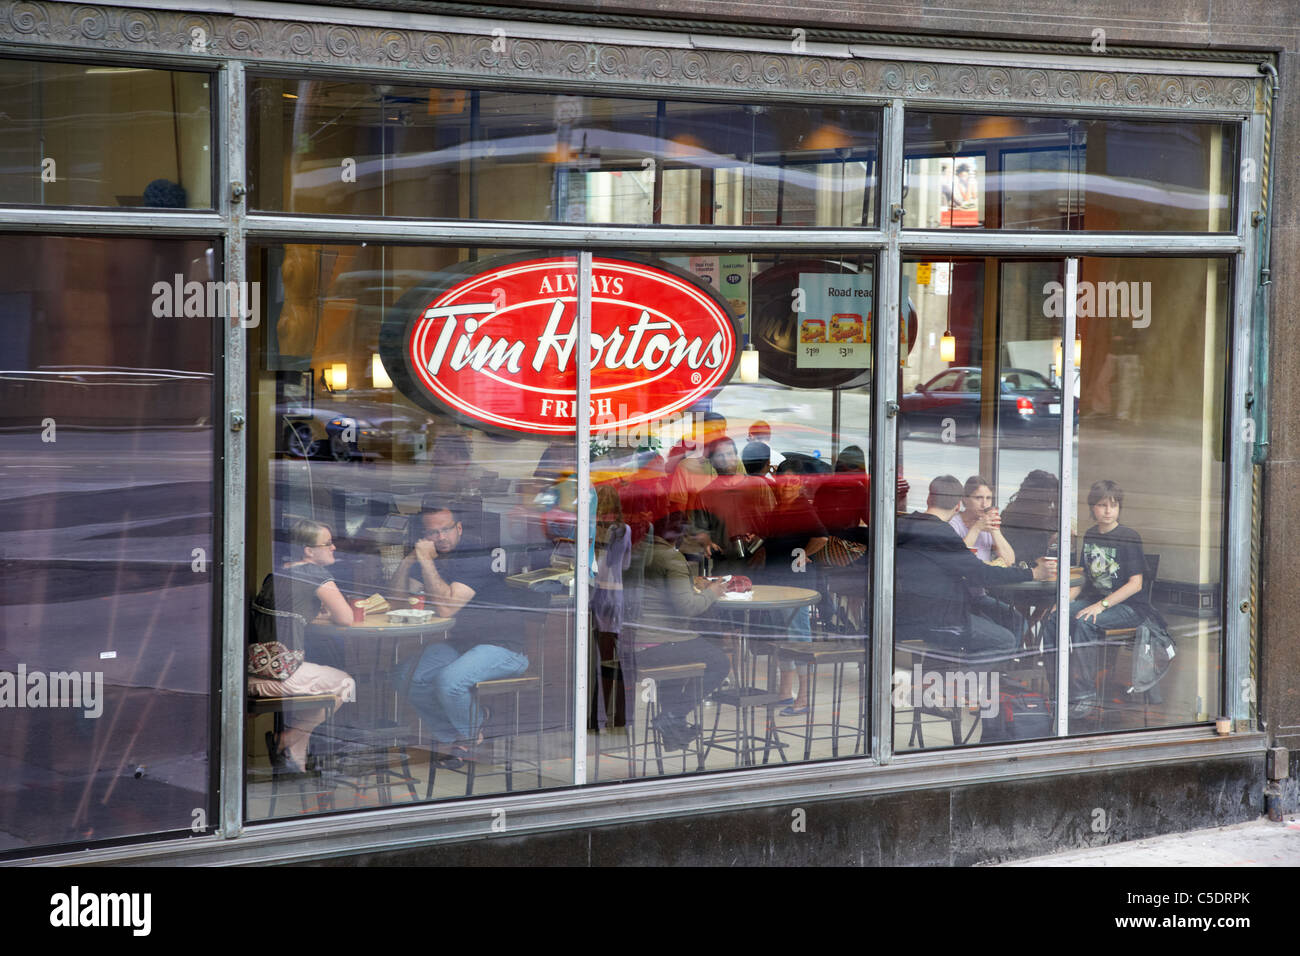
[1043,599,1144,697]
[408,643,529,744]
[778,606,812,673]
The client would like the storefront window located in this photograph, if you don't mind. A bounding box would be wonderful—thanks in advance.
[245,243,577,817]
[902,113,1236,232]
[1066,256,1228,735]
[893,254,1227,750]
[0,60,213,209]
[247,77,879,227]
[0,234,217,850]
[584,250,874,779]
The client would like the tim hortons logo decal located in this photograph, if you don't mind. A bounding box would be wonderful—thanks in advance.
[379,254,741,435]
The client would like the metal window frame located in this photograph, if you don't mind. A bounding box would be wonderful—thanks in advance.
[0,1,1270,857]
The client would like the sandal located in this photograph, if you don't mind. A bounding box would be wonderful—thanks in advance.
[267,731,307,774]
[780,704,810,717]
[432,745,472,771]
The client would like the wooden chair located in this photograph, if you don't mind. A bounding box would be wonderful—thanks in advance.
[593,655,708,780]
[774,640,868,759]
[246,692,339,816]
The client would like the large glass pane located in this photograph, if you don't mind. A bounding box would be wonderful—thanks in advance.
[1061,256,1227,734]
[903,112,1236,232]
[895,257,1064,750]
[248,77,879,227]
[0,234,216,852]
[0,60,213,209]
[586,250,873,780]
[894,255,1228,747]
[244,244,575,818]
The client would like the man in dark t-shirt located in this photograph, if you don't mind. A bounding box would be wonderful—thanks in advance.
[395,506,528,760]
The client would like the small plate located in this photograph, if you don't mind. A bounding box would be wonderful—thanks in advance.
[386,608,434,624]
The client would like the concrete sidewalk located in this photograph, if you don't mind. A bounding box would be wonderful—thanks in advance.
[999,817,1300,866]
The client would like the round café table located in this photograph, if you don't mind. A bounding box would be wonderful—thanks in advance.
[310,610,454,725]
[987,567,1084,652]
[307,609,456,805]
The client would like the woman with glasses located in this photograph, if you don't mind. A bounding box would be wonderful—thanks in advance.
[247,518,356,772]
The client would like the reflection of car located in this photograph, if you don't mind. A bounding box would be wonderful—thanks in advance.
[899,367,1076,443]
[277,393,433,461]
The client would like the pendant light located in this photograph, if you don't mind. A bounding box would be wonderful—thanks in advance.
[939,259,956,363]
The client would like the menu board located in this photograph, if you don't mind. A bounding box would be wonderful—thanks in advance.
[664,255,751,327]
[795,272,873,369]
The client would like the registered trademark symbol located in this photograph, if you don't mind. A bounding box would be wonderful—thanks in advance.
[691,372,701,384]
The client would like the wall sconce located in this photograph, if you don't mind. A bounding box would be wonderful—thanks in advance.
[372,353,393,389]
[739,338,760,383]
[939,329,956,363]
[322,362,347,391]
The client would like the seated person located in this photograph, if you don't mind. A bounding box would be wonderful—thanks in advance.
[1045,479,1163,714]
[247,519,357,773]
[813,445,871,545]
[741,440,773,479]
[950,475,1024,638]
[693,437,775,571]
[1000,469,1059,564]
[760,462,829,713]
[625,511,732,751]
[396,503,528,767]
[666,411,734,511]
[949,476,1015,565]
[896,476,1054,655]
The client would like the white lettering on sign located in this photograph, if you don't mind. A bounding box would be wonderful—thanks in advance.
[389,255,739,435]
[421,302,724,378]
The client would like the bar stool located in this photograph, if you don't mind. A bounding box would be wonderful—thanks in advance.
[593,660,708,779]
[424,673,543,798]
[246,692,339,816]
[894,624,997,749]
[773,641,868,759]
[330,718,422,807]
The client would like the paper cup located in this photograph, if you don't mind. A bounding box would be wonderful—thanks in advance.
[352,601,366,624]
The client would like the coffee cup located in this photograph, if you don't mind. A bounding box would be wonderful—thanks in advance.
[352,600,367,624]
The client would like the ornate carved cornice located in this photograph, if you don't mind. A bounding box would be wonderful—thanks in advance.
[0,1,1258,112]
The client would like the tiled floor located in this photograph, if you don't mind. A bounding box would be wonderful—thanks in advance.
[246,614,1222,818]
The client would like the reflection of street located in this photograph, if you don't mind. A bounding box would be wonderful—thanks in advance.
[900,436,1061,513]
[714,383,1065,518]
[0,428,213,850]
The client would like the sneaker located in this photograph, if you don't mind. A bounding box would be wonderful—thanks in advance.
[654,714,691,751]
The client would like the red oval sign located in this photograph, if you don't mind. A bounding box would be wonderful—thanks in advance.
[380,253,740,435]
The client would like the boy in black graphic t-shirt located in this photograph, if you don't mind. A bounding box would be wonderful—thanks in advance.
[1046,479,1153,713]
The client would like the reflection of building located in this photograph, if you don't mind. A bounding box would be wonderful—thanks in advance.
[0,0,1293,868]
